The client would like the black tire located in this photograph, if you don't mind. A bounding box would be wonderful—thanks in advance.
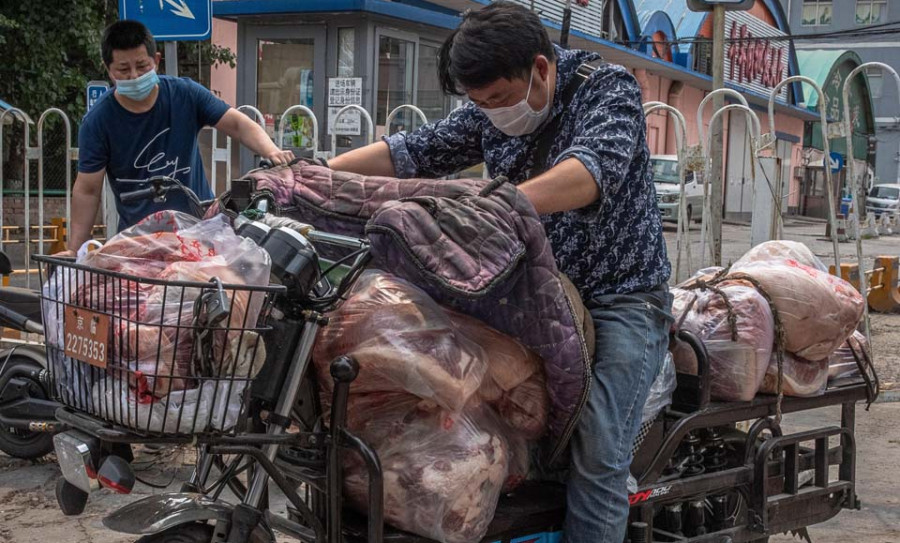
[135,522,273,543]
[0,356,54,459]
[135,523,214,543]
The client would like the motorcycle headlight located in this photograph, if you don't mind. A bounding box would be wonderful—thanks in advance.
[53,431,100,494]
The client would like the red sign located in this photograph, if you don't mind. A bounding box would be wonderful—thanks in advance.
[64,306,110,369]
[726,20,786,90]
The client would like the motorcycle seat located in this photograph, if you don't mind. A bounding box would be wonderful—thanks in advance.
[0,287,43,326]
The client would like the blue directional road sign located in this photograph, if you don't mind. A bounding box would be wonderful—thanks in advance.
[825,151,844,174]
[86,81,110,112]
[119,0,212,41]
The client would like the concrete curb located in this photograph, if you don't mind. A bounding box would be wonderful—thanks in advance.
[875,387,900,403]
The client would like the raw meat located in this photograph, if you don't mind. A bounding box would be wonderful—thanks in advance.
[760,354,828,397]
[671,286,774,401]
[727,259,864,361]
[734,240,828,273]
[314,271,488,411]
[342,395,508,543]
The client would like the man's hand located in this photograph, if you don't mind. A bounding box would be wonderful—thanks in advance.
[263,148,295,166]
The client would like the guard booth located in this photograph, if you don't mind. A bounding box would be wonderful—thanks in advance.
[212,0,471,173]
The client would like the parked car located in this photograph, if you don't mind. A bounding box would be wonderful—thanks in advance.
[651,155,704,224]
[865,183,900,217]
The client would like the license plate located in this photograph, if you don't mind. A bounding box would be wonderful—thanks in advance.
[64,306,110,369]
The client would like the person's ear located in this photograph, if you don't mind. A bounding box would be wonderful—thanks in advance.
[153,51,162,69]
[534,55,550,82]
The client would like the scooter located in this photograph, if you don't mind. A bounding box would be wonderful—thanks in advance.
[47,176,880,543]
[0,250,60,459]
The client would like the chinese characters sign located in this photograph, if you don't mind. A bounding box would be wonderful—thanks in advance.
[724,11,789,102]
[328,77,363,136]
[64,306,110,369]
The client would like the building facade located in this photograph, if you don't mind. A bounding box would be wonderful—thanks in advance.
[781,0,900,186]
[207,0,875,220]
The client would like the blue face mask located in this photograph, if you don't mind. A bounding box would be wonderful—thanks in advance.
[115,69,159,101]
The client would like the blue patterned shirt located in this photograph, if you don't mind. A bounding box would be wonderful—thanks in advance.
[384,46,670,301]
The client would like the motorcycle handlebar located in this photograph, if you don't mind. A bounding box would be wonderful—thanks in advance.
[120,187,158,204]
[0,304,43,335]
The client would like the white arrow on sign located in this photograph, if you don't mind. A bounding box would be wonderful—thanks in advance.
[164,0,195,19]
[829,156,840,171]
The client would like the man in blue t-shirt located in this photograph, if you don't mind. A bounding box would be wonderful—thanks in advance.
[65,20,294,252]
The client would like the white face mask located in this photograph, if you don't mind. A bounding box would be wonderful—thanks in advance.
[480,69,551,137]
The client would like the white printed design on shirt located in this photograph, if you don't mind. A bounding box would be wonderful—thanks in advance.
[117,128,192,183]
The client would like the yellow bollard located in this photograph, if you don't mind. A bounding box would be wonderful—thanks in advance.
[869,255,900,313]
[49,217,67,255]
[829,262,860,292]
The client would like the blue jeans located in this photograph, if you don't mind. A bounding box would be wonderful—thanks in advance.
[564,287,673,543]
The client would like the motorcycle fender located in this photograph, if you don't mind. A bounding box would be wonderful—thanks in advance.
[102,492,234,535]
[0,345,47,368]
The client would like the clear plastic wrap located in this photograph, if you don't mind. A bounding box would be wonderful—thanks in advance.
[728,259,864,361]
[641,352,676,423]
[315,271,488,412]
[828,330,868,381]
[672,285,774,401]
[89,377,248,433]
[315,270,550,542]
[760,353,828,398]
[343,394,509,543]
[734,240,828,273]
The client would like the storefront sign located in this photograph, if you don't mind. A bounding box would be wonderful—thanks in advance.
[724,11,789,101]
[328,77,363,136]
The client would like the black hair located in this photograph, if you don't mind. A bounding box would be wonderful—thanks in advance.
[438,1,556,95]
[101,20,156,66]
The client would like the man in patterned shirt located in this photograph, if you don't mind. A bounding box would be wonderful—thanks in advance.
[329,2,673,541]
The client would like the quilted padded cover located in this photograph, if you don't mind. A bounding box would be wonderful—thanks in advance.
[246,162,591,461]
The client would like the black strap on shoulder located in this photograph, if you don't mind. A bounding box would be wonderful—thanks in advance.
[529,62,601,178]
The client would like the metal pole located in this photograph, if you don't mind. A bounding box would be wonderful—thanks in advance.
[165,42,178,77]
[765,76,840,273]
[709,4,727,266]
[644,102,691,282]
[560,0,573,49]
[842,62,900,356]
[330,105,375,158]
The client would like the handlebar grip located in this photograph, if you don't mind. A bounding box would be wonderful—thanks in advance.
[0,304,41,335]
[120,187,157,203]
[258,159,274,169]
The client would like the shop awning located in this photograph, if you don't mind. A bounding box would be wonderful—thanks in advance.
[213,0,462,29]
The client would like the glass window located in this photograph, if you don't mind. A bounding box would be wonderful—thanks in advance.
[376,35,416,136]
[256,39,316,150]
[866,68,884,99]
[802,0,832,26]
[857,0,887,24]
[416,43,450,127]
[337,28,355,77]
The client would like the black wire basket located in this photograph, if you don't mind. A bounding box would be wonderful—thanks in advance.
[34,255,284,438]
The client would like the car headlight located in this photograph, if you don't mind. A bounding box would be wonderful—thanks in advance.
[54,431,100,493]
[660,194,679,204]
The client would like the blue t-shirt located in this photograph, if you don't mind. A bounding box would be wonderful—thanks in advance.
[78,76,230,229]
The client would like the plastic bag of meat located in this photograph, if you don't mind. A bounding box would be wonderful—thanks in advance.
[734,240,828,273]
[671,286,774,401]
[74,212,272,397]
[727,259,864,361]
[760,354,828,398]
[342,393,509,543]
[314,271,489,411]
[828,331,868,382]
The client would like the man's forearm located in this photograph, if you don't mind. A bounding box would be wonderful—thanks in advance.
[67,188,102,251]
[518,158,601,215]
[328,141,396,177]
